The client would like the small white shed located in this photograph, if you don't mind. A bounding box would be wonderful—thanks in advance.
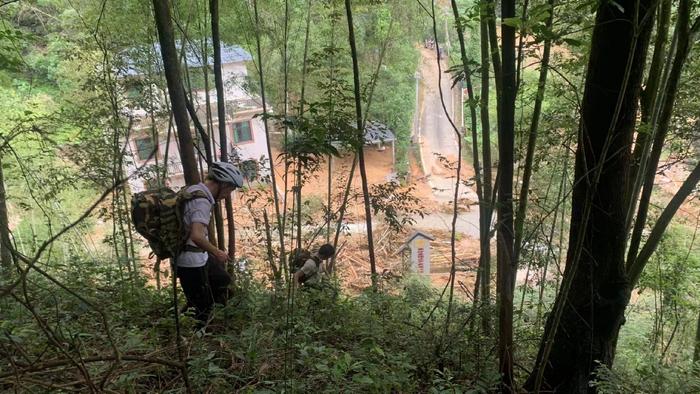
[397,231,435,274]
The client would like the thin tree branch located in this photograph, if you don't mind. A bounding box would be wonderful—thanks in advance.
[628,161,700,286]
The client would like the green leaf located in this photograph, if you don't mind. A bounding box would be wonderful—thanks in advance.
[563,38,584,47]
[208,363,225,374]
[372,345,385,357]
[353,374,374,385]
[502,17,522,28]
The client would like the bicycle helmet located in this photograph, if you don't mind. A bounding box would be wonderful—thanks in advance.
[209,161,244,188]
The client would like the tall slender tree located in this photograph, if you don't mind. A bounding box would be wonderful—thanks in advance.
[449,0,486,336]
[497,0,517,388]
[151,2,198,391]
[344,0,377,285]
[630,0,672,182]
[486,0,502,134]
[478,0,494,331]
[627,1,700,285]
[252,0,286,270]
[513,0,555,266]
[526,0,656,390]
[0,156,12,272]
[152,0,200,185]
[626,2,700,269]
[209,0,237,260]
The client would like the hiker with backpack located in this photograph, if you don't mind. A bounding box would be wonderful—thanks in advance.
[176,162,245,323]
[132,161,245,326]
[291,243,336,287]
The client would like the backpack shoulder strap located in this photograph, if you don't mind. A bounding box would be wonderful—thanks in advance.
[174,188,212,253]
[178,187,210,203]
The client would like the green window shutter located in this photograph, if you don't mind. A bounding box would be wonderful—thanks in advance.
[233,121,252,143]
[135,137,155,160]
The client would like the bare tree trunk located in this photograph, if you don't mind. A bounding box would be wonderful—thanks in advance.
[330,157,357,274]
[478,0,494,331]
[155,116,175,289]
[183,89,222,250]
[0,155,13,272]
[630,0,672,186]
[199,30,225,249]
[486,0,502,128]
[183,61,210,188]
[209,0,236,260]
[199,32,226,249]
[626,6,700,267]
[485,0,501,90]
[151,3,197,391]
[298,0,312,116]
[152,0,200,185]
[450,0,485,333]
[450,0,483,245]
[344,0,377,285]
[253,0,286,270]
[282,0,292,257]
[536,152,570,326]
[329,3,388,274]
[263,209,279,280]
[513,0,555,264]
[640,0,672,122]
[497,0,517,388]
[296,159,302,253]
[525,0,655,391]
[515,0,529,91]
[694,304,700,365]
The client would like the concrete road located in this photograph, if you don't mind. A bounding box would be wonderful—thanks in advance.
[417,48,479,205]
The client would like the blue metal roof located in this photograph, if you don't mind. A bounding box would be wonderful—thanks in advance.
[120,39,252,76]
[364,121,396,144]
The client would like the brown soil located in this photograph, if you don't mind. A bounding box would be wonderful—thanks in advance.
[656,160,700,221]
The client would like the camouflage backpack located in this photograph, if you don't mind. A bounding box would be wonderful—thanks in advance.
[288,248,321,283]
[131,187,210,260]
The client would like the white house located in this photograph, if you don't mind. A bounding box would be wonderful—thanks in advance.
[120,41,270,193]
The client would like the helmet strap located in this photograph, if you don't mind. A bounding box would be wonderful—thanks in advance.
[213,183,222,200]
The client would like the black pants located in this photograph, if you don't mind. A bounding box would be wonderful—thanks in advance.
[176,257,231,324]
